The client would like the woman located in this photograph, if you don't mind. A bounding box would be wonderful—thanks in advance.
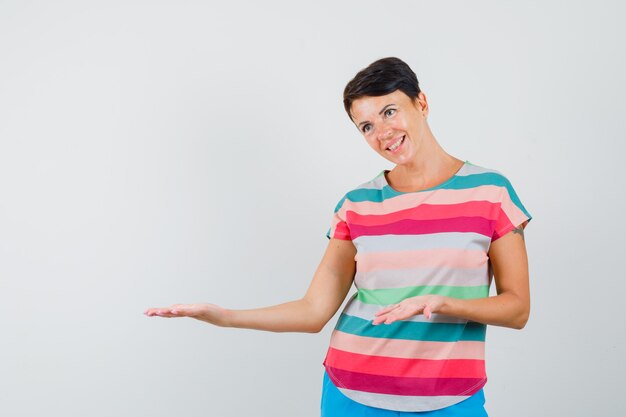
[145,57,532,417]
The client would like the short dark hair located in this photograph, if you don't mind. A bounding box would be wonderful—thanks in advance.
[343,57,421,120]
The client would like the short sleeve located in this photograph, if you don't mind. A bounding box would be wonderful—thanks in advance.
[326,195,352,240]
[491,176,533,242]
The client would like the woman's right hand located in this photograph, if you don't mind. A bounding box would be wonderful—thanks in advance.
[144,303,231,327]
[143,239,356,333]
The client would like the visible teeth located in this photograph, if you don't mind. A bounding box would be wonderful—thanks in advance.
[389,136,404,151]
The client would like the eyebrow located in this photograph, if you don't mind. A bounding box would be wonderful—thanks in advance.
[357,104,396,128]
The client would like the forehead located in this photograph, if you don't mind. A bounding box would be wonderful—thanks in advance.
[350,90,411,122]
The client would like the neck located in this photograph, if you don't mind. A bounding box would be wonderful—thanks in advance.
[387,130,463,191]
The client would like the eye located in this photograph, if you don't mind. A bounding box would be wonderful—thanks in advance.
[362,124,372,134]
[384,108,396,117]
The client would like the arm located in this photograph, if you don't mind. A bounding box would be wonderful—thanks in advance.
[373,223,530,329]
[144,238,356,333]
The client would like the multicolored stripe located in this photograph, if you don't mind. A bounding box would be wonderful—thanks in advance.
[323,161,531,412]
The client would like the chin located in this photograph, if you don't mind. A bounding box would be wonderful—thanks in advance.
[389,153,414,166]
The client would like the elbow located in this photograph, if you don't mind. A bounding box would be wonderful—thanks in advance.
[512,318,527,330]
[505,292,530,330]
[309,317,330,333]
[299,312,327,333]
[308,326,323,334]
[511,308,530,330]
[300,298,332,333]
[304,321,325,334]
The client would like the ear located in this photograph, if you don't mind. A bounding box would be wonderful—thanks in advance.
[416,92,429,117]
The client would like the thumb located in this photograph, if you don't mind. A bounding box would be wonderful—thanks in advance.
[170,304,194,316]
[423,305,432,320]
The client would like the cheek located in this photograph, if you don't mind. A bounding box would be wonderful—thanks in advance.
[364,136,380,151]
[393,117,410,132]
[405,117,423,134]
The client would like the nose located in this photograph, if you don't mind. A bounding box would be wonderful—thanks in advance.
[377,127,393,143]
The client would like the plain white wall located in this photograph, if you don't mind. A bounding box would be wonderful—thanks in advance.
[1,1,624,416]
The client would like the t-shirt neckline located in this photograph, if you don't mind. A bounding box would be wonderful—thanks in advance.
[381,160,470,195]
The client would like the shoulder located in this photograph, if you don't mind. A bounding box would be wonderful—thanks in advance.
[458,161,505,177]
[456,161,514,188]
[460,162,530,219]
[337,171,387,203]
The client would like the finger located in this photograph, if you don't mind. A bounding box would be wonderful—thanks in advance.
[145,304,191,317]
[144,308,166,316]
[170,306,194,316]
[385,304,426,323]
[374,308,391,316]
[168,304,186,314]
[423,305,432,319]
[374,303,433,325]
[154,308,182,317]
[375,304,399,316]
[382,311,404,325]
[156,308,172,316]
[372,311,395,325]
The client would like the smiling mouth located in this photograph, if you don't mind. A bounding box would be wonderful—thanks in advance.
[387,136,405,152]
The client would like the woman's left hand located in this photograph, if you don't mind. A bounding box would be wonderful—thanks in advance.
[372,295,447,325]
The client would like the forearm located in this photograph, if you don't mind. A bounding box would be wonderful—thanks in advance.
[224,298,325,333]
[440,292,530,329]
[146,240,356,332]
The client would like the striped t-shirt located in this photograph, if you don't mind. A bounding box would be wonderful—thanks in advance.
[323,160,532,412]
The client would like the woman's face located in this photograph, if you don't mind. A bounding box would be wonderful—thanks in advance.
[350,90,429,166]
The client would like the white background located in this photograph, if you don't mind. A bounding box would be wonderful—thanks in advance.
[1,1,625,416]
